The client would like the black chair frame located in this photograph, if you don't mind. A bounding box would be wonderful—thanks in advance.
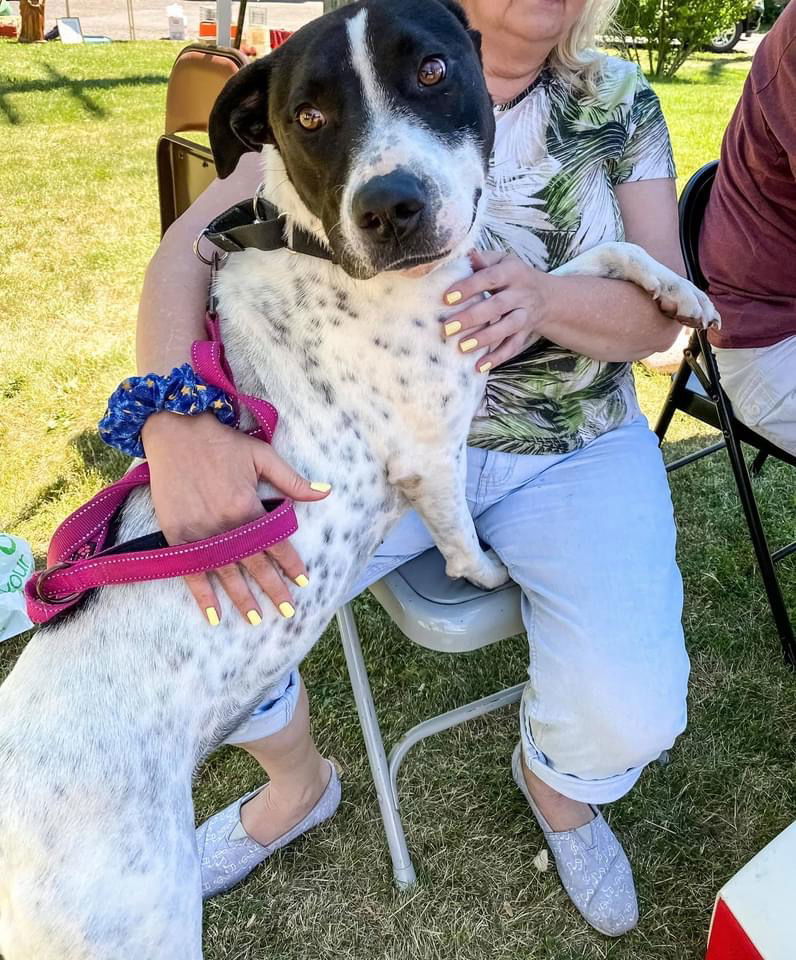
[655,161,796,666]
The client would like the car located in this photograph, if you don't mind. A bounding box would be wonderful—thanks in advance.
[706,0,764,53]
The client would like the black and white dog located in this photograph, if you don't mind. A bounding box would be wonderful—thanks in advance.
[0,1,717,957]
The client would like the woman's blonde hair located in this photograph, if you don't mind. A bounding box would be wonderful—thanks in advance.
[547,0,621,93]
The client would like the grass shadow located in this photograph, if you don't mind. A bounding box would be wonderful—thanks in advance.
[0,69,167,125]
[705,55,753,82]
[70,428,130,484]
[7,431,127,529]
[8,475,71,528]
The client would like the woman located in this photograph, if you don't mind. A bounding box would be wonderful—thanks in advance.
[136,0,689,937]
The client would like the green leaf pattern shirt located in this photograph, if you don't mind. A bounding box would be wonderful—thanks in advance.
[469,56,676,456]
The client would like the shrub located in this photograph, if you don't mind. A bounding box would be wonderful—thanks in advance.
[616,0,751,78]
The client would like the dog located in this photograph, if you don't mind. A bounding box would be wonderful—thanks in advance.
[0,1,718,957]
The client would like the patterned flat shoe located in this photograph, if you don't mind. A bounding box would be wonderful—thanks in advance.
[196,758,341,899]
[511,743,638,936]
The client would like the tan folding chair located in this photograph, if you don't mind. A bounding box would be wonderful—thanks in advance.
[156,44,248,237]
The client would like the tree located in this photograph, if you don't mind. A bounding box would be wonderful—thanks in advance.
[616,0,750,79]
[19,0,45,42]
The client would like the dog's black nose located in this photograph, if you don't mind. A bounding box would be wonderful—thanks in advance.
[353,173,426,243]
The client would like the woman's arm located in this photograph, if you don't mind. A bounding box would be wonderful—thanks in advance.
[137,151,263,374]
[136,152,330,625]
[443,178,685,368]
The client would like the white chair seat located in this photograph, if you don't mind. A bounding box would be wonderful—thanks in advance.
[369,547,523,652]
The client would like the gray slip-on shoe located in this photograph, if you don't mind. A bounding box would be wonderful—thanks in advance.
[511,743,638,937]
[196,758,341,899]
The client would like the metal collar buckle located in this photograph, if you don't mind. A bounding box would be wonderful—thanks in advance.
[193,230,229,267]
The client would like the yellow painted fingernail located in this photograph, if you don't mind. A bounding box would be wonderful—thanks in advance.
[279,601,295,619]
[444,320,462,337]
[460,338,479,353]
[445,290,462,305]
[479,361,492,374]
[294,574,310,588]
[247,610,262,626]
[205,606,220,627]
[310,482,332,493]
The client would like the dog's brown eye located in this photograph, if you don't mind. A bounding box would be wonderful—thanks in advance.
[297,105,325,131]
[418,57,446,87]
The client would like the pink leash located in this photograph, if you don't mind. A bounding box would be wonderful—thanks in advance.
[25,313,298,625]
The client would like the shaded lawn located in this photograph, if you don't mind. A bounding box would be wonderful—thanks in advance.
[1,39,794,960]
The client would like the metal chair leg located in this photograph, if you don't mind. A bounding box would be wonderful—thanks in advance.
[699,333,796,667]
[387,683,525,809]
[722,433,796,666]
[336,603,417,889]
[654,332,699,443]
[751,450,769,477]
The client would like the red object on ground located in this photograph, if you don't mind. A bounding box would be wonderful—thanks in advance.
[706,899,764,960]
[0,22,18,37]
[703,822,796,960]
[269,28,293,48]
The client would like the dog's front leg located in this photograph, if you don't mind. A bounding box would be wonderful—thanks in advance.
[551,241,721,329]
[389,448,509,590]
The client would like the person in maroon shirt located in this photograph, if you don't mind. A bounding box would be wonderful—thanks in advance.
[700,2,796,454]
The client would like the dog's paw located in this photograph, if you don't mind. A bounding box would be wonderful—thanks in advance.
[652,276,721,331]
[448,548,510,591]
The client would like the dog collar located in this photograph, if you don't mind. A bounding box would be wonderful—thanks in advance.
[197,196,337,264]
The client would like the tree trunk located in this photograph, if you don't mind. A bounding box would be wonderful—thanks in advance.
[19,0,46,43]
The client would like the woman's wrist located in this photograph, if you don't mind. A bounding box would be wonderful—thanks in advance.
[141,409,209,444]
[99,366,235,459]
[528,269,558,341]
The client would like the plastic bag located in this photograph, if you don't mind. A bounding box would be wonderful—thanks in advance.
[0,533,34,642]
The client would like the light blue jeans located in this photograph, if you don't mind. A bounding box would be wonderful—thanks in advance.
[226,416,690,805]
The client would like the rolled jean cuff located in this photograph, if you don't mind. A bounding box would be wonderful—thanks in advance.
[223,669,301,745]
[521,729,645,806]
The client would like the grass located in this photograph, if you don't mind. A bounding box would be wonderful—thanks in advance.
[1,39,794,960]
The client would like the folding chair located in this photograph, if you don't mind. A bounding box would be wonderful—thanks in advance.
[337,550,525,888]
[156,43,248,237]
[655,160,796,666]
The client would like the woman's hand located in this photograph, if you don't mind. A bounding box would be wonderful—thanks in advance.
[141,412,331,626]
[442,250,551,371]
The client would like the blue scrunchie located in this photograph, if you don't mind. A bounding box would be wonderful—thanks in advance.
[98,364,236,458]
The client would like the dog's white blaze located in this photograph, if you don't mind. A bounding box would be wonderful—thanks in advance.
[338,8,487,275]
[346,9,388,118]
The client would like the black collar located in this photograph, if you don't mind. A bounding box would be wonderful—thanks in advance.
[202,196,337,263]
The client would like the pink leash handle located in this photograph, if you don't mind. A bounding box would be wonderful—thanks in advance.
[24,496,296,624]
[25,315,298,625]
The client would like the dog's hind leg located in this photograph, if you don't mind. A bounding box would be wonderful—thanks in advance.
[551,240,721,329]
[389,445,509,590]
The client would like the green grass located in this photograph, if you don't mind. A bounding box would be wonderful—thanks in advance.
[1,40,795,960]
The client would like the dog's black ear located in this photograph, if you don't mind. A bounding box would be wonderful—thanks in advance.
[209,59,273,179]
[433,0,482,58]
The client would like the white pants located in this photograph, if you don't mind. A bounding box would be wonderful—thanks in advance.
[226,416,690,805]
[714,336,796,456]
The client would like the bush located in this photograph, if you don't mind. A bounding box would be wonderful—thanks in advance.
[616,0,751,78]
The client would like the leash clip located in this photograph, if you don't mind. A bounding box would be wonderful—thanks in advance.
[35,562,83,606]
